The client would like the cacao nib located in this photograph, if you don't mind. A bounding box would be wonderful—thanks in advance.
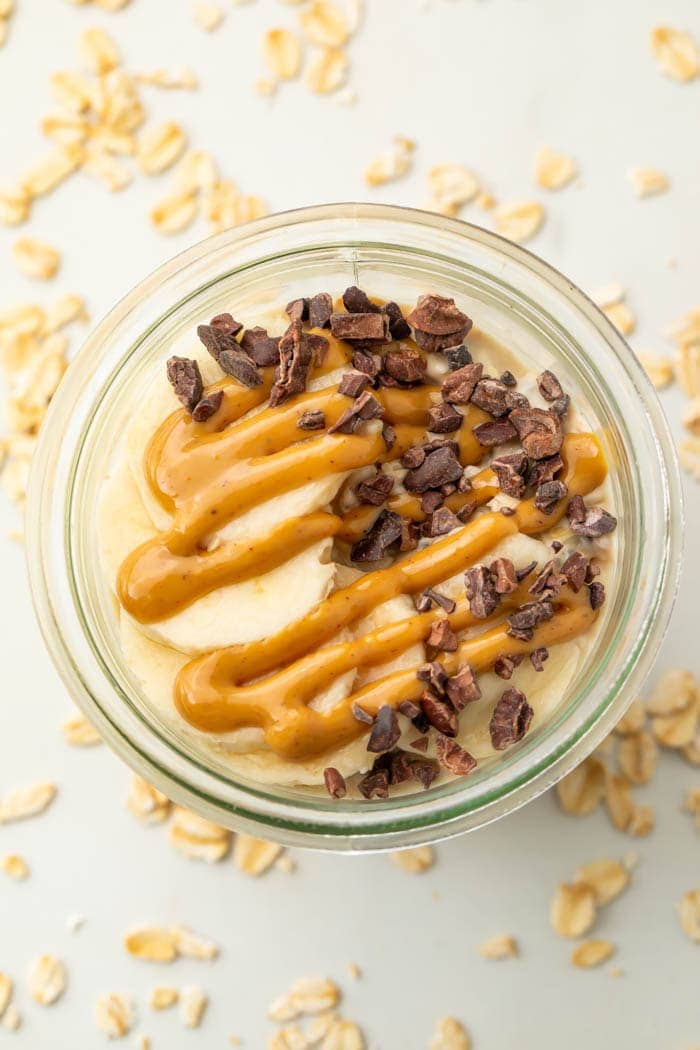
[352,703,374,725]
[210,312,242,336]
[416,588,456,614]
[561,551,588,592]
[436,735,477,775]
[308,292,333,329]
[338,371,370,398]
[352,348,381,379]
[441,363,483,404]
[297,408,326,430]
[197,323,239,363]
[445,345,473,370]
[383,300,411,340]
[534,479,568,514]
[551,394,570,417]
[568,503,618,538]
[328,390,384,434]
[417,660,448,695]
[410,735,429,753]
[537,369,564,402]
[471,378,512,417]
[219,348,263,388]
[166,356,203,413]
[494,652,524,680]
[507,600,554,641]
[367,704,401,753]
[500,370,517,387]
[191,389,223,422]
[398,699,422,719]
[350,508,403,562]
[527,453,564,488]
[426,617,458,652]
[400,519,420,551]
[421,490,444,514]
[330,312,390,345]
[446,663,481,710]
[490,557,518,594]
[404,445,463,493]
[358,769,389,799]
[383,348,426,384]
[530,647,549,672]
[356,470,394,506]
[382,422,397,450]
[491,451,528,498]
[464,565,499,618]
[473,418,518,446]
[342,286,380,314]
[402,445,426,469]
[489,688,534,750]
[420,691,458,736]
[509,407,563,459]
[424,506,462,537]
[269,321,312,406]
[428,405,464,436]
[323,767,347,799]
[589,581,606,609]
[409,756,440,789]
[285,298,308,322]
[406,294,472,337]
[240,329,281,367]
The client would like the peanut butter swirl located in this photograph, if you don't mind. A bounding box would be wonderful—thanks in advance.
[117,325,609,763]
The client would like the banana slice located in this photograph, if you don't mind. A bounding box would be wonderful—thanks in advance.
[98,461,157,593]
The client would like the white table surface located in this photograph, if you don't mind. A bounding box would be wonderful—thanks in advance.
[1,1,699,1047]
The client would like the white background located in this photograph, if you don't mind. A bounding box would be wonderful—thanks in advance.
[1,1,699,1047]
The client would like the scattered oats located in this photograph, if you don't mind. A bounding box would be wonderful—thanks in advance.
[556,756,605,815]
[682,397,700,437]
[126,775,170,824]
[0,781,57,824]
[609,966,624,978]
[307,1011,338,1043]
[180,986,207,1029]
[648,668,697,715]
[21,148,84,198]
[651,695,699,749]
[475,190,496,211]
[28,955,67,1006]
[174,150,218,194]
[192,1,225,30]
[44,292,88,333]
[96,0,132,8]
[138,121,188,175]
[0,186,31,226]
[171,925,219,961]
[275,852,297,874]
[534,146,577,190]
[255,78,278,97]
[0,973,12,1019]
[94,993,133,1039]
[477,934,518,960]
[150,188,198,234]
[494,201,544,243]
[346,963,361,981]
[149,985,179,1010]
[79,27,121,74]
[677,889,700,942]
[12,238,61,281]
[62,711,102,746]
[2,1005,21,1031]
[574,858,629,906]
[391,845,435,874]
[41,112,91,148]
[49,71,94,113]
[571,939,615,969]
[550,882,596,938]
[137,1037,151,1050]
[263,28,303,79]
[1,854,29,880]
[268,976,340,1022]
[305,46,348,93]
[229,1038,243,1048]
[614,698,647,735]
[427,163,479,216]
[136,67,198,90]
[269,1026,307,1050]
[683,737,700,765]
[618,730,657,785]
[626,166,669,198]
[204,181,267,231]
[679,437,700,481]
[650,26,699,82]
[364,136,415,186]
[603,300,636,337]
[321,1019,365,1049]
[429,1016,470,1050]
[66,914,86,933]
[83,147,133,192]
[628,804,655,837]
[124,927,178,963]
[233,834,283,876]
[605,772,635,832]
[637,351,673,390]
[169,806,230,862]
[591,282,625,309]
[299,1,349,47]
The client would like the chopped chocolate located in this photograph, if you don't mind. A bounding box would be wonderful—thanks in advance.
[385,748,414,785]
[338,371,370,398]
[418,588,456,614]
[409,755,440,789]
[210,312,243,336]
[490,557,518,594]
[402,446,426,469]
[445,344,473,370]
[398,699,422,719]
[568,503,618,538]
[239,328,281,367]
[491,451,528,498]
[308,292,333,329]
[446,663,481,711]
[330,312,390,345]
[367,704,401,753]
[436,736,477,775]
[509,407,563,459]
[588,581,606,610]
[494,652,524,680]
[356,470,394,506]
[489,688,534,750]
[350,508,403,562]
[420,691,458,736]
[285,298,308,322]
[297,408,326,430]
[410,735,429,753]
[382,422,397,450]
[530,646,549,672]
[473,418,518,446]
[470,378,512,417]
[352,348,380,379]
[383,348,427,384]
[426,617,458,652]
[507,600,554,641]
[515,560,538,582]
[342,286,380,314]
[551,394,570,418]
[507,391,531,411]
[323,767,347,799]
[421,490,444,514]
[357,769,389,799]
[404,445,463,493]
[534,479,568,514]
[328,390,384,434]
[527,453,564,488]
[500,370,517,387]
[400,519,420,551]
[191,389,224,422]
[352,703,375,725]
[424,506,462,537]
[566,494,586,524]
[382,300,411,340]
[560,551,588,593]
[417,660,448,695]
[219,348,263,388]
[407,293,473,337]
[528,561,565,599]
[537,369,564,402]
[441,362,483,404]
[464,564,499,618]
[166,356,203,413]
[269,321,312,406]
[197,323,239,363]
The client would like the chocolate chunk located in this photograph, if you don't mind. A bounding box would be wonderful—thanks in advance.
[428,402,463,433]
[383,348,427,384]
[330,312,390,345]
[589,581,606,610]
[328,389,384,434]
[401,446,426,469]
[211,312,242,333]
[470,378,512,417]
[490,557,518,594]
[323,767,347,799]
[219,348,263,388]
[417,588,456,614]
[436,736,477,775]
[269,321,312,406]
[489,688,534,750]
[551,394,570,417]
[534,479,568,514]
[166,356,203,413]
[398,699,422,719]
[297,408,326,430]
[464,565,500,618]
[445,345,473,371]
[530,647,549,672]
[424,506,462,537]
[441,362,483,404]
[338,371,370,398]
[420,691,458,736]
[426,617,458,651]
[527,453,564,488]
[352,348,380,379]
[421,490,444,514]
[356,470,394,506]
[196,323,239,363]
[191,389,223,422]
[399,519,420,551]
[537,369,564,402]
[509,407,563,459]
[352,703,374,725]
[357,769,389,799]
[414,326,472,354]
[409,756,440,789]
[404,445,463,493]
[500,370,517,387]
[507,600,554,641]
[240,327,281,367]
[367,704,401,753]
[285,298,308,322]
[561,551,588,592]
[568,503,618,538]
[342,286,380,314]
[473,419,518,446]
[350,509,403,562]
[494,652,524,680]
[308,292,333,329]
[491,451,527,498]
[382,300,411,340]
[446,663,481,711]
[417,660,448,695]
[407,294,472,337]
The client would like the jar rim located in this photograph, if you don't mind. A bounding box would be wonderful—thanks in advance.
[26,203,684,851]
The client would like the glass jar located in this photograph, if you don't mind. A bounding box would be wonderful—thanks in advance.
[26,203,683,852]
